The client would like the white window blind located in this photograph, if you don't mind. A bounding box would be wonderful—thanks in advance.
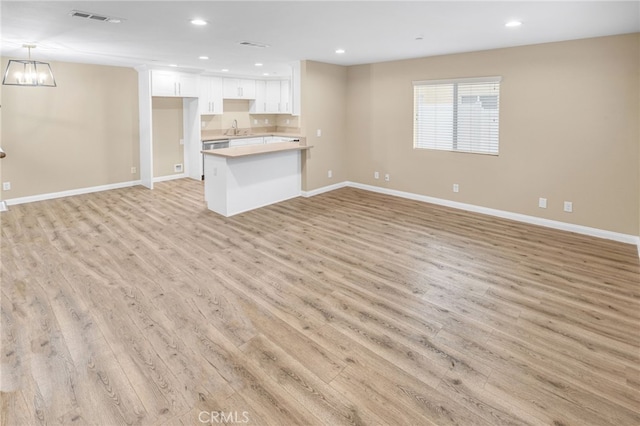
[413,76,501,155]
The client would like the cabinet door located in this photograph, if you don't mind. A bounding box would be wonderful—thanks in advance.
[229,137,264,148]
[265,80,281,113]
[239,79,256,99]
[151,70,177,96]
[201,77,224,115]
[280,79,291,113]
[223,78,240,98]
[199,77,213,114]
[178,73,199,98]
[210,77,223,114]
[251,80,267,113]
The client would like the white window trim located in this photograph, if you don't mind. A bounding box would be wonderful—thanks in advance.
[412,76,502,86]
[413,76,502,156]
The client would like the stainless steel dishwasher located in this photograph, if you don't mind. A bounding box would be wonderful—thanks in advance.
[202,140,229,180]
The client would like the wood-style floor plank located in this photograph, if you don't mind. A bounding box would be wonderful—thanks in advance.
[2,179,639,425]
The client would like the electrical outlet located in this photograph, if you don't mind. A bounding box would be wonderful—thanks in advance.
[453,184,459,193]
[174,164,183,173]
[564,201,573,213]
[253,119,258,125]
[538,197,547,208]
[264,118,269,124]
[2,182,10,191]
[316,129,322,137]
[286,119,290,125]
[179,138,184,145]
[201,121,206,128]
[328,170,332,178]
[384,174,390,182]
[131,167,137,174]
[374,171,380,179]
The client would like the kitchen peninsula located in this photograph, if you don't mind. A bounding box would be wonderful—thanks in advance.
[202,138,311,216]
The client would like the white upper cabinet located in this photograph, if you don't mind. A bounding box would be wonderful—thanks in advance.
[280,79,291,113]
[265,80,281,112]
[151,70,199,97]
[251,80,267,113]
[199,76,224,115]
[250,79,293,114]
[223,78,256,99]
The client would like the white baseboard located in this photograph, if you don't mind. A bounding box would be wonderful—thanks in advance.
[153,173,187,183]
[301,181,348,198]
[3,180,142,206]
[305,181,640,248]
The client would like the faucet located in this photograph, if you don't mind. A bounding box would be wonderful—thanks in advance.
[232,119,238,135]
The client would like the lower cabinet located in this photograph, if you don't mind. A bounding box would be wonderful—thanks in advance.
[229,137,264,148]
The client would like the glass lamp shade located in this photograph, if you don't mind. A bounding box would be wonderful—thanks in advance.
[2,59,56,87]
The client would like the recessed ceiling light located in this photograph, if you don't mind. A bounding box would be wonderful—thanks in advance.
[254,63,263,67]
[263,73,269,76]
[221,68,229,72]
[505,20,522,28]
[199,56,209,60]
[169,64,178,67]
[190,19,207,26]
[335,48,346,54]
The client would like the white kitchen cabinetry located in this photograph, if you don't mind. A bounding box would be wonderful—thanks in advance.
[199,76,224,115]
[223,78,256,99]
[279,79,291,113]
[151,70,199,97]
[251,81,267,113]
[229,137,264,148]
[265,136,296,144]
[265,80,281,112]
[250,79,292,114]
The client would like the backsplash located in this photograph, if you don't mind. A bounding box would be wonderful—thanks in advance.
[200,99,300,135]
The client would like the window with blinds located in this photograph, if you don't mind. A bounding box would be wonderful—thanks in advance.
[413,77,501,155]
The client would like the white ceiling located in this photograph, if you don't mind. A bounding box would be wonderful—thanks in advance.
[2,1,639,77]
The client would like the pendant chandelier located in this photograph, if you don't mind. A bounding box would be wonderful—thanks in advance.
[2,44,56,87]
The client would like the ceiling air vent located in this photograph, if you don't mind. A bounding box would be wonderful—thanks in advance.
[239,41,270,49]
[70,10,123,23]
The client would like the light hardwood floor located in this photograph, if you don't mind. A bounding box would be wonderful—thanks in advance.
[1,179,639,425]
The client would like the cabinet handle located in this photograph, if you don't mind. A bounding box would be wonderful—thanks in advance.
[178,82,181,95]
[174,82,177,95]
[239,87,243,97]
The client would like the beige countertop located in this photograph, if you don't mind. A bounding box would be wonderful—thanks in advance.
[201,132,304,142]
[202,142,312,158]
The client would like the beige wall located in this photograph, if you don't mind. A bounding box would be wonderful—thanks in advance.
[301,60,348,190]
[344,34,639,236]
[0,59,139,199]
[152,97,184,177]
